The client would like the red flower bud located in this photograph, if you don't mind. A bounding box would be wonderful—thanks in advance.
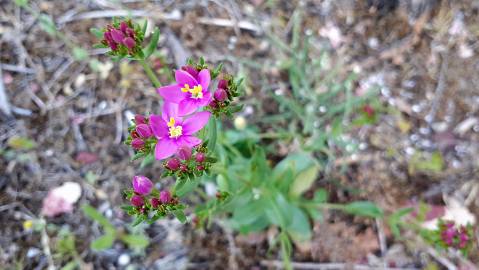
[218,79,228,89]
[177,145,192,160]
[214,88,227,102]
[131,130,140,138]
[195,152,205,163]
[362,105,375,118]
[197,165,205,171]
[130,195,144,207]
[123,37,136,49]
[136,124,152,138]
[110,29,125,43]
[160,190,171,204]
[131,138,144,150]
[180,164,188,172]
[181,65,199,78]
[120,21,128,33]
[126,28,135,38]
[151,198,160,208]
[134,114,145,125]
[166,158,181,170]
[209,100,218,109]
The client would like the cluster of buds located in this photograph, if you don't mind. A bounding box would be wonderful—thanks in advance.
[362,104,375,118]
[101,20,144,58]
[124,175,183,223]
[125,115,157,157]
[436,220,473,252]
[208,74,243,117]
[163,145,215,180]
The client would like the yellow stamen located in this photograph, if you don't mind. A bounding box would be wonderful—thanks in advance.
[169,125,182,138]
[190,85,203,99]
[167,117,175,127]
[181,84,190,92]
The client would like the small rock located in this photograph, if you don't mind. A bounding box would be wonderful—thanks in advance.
[118,253,130,266]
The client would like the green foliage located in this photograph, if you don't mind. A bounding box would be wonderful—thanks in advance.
[342,201,383,218]
[82,204,150,251]
[409,151,444,174]
[143,27,160,59]
[7,136,36,150]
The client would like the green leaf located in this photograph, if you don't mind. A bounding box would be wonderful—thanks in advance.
[141,20,148,35]
[290,165,320,197]
[72,47,88,61]
[120,234,149,249]
[91,233,115,251]
[131,215,146,227]
[143,27,160,59]
[7,136,36,150]
[140,153,155,168]
[388,207,413,238]
[173,210,187,223]
[206,118,217,153]
[82,205,115,233]
[286,206,312,242]
[343,201,383,218]
[175,179,198,197]
[89,27,104,39]
[39,14,57,36]
[313,189,328,203]
[232,199,265,226]
[60,260,79,270]
[14,0,28,7]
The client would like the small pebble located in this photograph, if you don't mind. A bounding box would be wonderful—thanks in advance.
[118,253,130,266]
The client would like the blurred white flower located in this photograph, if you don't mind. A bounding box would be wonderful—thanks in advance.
[42,182,82,217]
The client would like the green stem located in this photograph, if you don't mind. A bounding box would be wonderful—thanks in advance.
[139,59,161,88]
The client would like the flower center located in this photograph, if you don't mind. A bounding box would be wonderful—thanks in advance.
[167,117,183,138]
[181,84,203,99]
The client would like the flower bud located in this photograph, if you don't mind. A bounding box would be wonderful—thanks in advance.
[197,165,205,171]
[214,88,227,102]
[130,195,144,207]
[195,152,205,163]
[177,145,192,160]
[136,124,152,138]
[166,158,180,170]
[131,138,144,150]
[132,175,153,195]
[134,114,145,125]
[362,104,375,118]
[151,198,160,208]
[181,65,199,78]
[123,37,136,49]
[120,21,128,33]
[180,164,188,172]
[126,28,135,38]
[110,29,125,43]
[209,100,218,109]
[103,31,113,43]
[218,79,228,89]
[159,190,171,204]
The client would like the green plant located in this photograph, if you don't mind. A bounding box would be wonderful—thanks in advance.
[189,132,383,268]
[82,205,149,251]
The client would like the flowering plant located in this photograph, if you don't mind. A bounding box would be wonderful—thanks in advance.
[94,19,243,225]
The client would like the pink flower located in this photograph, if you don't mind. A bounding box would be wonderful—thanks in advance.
[134,114,145,125]
[150,102,210,160]
[132,175,153,195]
[157,69,212,116]
[160,191,171,204]
[41,182,81,217]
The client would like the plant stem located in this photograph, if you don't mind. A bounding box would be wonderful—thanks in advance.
[139,59,161,88]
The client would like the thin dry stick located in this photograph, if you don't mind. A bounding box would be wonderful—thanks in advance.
[0,68,12,116]
[260,260,420,270]
[426,247,457,270]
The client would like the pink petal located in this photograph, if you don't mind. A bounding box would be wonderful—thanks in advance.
[161,102,180,121]
[175,70,198,87]
[198,69,211,90]
[158,84,187,103]
[178,99,199,116]
[155,139,178,160]
[150,114,169,138]
[182,111,211,135]
[179,136,202,148]
[198,91,212,107]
